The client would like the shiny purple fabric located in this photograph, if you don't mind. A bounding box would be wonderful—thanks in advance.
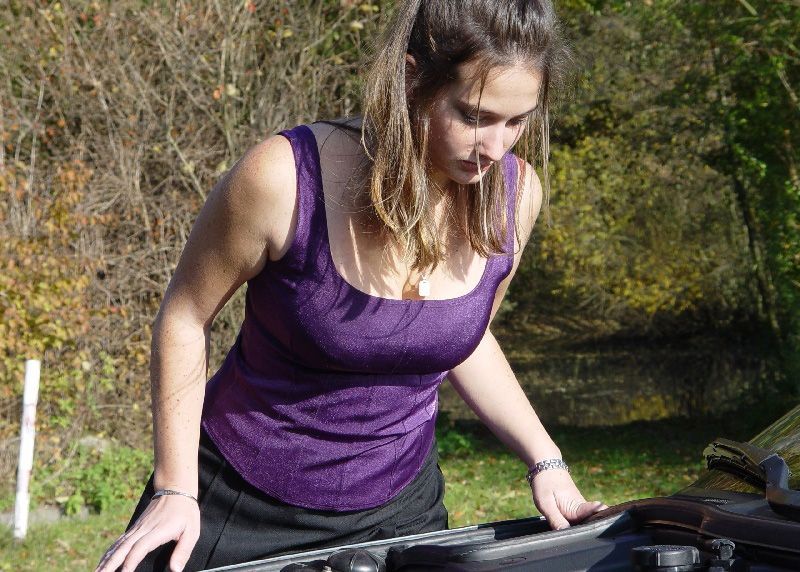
[201,124,517,511]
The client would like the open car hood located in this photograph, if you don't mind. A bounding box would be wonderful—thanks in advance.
[688,404,800,495]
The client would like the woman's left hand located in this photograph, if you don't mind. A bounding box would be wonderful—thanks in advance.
[529,468,608,530]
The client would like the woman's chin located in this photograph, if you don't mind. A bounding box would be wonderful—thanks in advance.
[452,170,490,185]
[430,163,492,188]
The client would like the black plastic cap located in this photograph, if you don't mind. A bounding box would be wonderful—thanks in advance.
[632,545,700,571]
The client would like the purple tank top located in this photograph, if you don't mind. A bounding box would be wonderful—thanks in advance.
[201,124,518,511]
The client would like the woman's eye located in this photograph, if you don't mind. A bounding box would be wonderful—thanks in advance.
[460,111,479,125]
[509,116,529,126]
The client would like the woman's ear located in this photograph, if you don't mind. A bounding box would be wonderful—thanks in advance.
[405,53,417,99]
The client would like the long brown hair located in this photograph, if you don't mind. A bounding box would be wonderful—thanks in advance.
[361,0,568,270]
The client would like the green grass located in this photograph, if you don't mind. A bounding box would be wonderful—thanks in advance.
[0,505,134,571]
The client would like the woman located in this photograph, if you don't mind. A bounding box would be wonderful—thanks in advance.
[98,1,605,570]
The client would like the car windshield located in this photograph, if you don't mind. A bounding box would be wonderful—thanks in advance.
[689,404,800,494]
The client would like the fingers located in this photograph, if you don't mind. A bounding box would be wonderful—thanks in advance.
[169,519,201,572]
[530,469,609,530]
[125,524,184,571]
[97,525,146,572]
[98,522,180,572]
[537,496,607,530]
[96,497,200,572]
[97,521,161,572]
[570,500,606,523]
[96,502,158,572]
[534,490,570,531]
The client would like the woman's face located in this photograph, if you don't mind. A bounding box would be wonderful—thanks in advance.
[425,61,542,188]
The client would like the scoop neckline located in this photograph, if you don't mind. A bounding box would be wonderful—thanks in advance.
[301,123,492,305]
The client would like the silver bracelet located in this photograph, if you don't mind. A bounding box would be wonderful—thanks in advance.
[151,488,198,503]
[526,458,569,486]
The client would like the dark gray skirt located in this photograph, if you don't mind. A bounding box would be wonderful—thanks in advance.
[128,429,448,571]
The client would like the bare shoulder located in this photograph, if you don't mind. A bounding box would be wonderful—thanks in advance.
[232,134,296,192]
[487,157,544,318]
[514,156,544,246]
[215,134,298,262]
[162,134,298,324]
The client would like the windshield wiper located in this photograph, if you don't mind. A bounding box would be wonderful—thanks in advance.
[704,438,800,522]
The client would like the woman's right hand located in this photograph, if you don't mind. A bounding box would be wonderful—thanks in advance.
[95,495,200,572]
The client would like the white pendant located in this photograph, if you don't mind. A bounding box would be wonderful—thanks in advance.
[418,276,431,297]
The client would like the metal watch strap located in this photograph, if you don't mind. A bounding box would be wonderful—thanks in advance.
[526,458,569,486]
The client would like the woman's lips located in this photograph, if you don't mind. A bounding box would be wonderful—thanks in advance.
[459,159,492,173]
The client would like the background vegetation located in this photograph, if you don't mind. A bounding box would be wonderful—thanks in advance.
[0,0,797,563]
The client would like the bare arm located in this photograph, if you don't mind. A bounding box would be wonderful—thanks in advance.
[449,161,558,465]
[448,161,605,529]
[97,134,297,572]
[151,134,296,496]
[449,331,562,466]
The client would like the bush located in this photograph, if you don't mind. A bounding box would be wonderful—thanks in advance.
[31,442,152,515]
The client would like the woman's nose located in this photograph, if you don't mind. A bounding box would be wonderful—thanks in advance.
[478,126,506,162]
